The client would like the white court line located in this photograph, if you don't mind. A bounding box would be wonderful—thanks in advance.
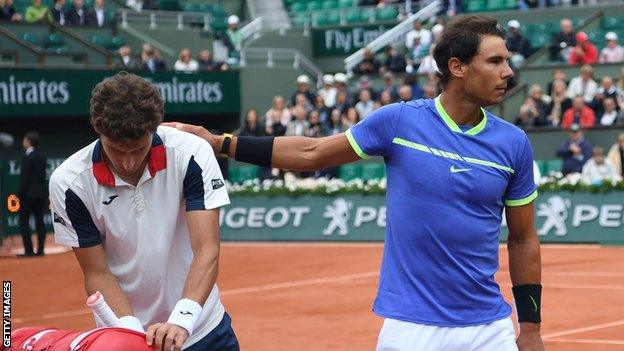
[499,282,624,291]
[547,338,624,345]
[543,319,624,339]
[221,242,384,248]
[498,271,624,277]
[221,271,379,296]
[220,243,604,250]
[12,271,380,324]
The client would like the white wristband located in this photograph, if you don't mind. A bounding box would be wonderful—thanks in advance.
[118,315,145,333]
[166,299,203,336]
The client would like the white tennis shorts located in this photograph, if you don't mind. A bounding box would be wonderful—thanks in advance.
[376,317,518,351]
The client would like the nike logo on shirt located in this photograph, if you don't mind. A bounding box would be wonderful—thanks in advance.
[450,165,472,173]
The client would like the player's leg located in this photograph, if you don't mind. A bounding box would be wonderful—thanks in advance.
[33,198,47,255]
[376,318,470,351]
[18,199,35,255]
[469,317,518,351]
[184,313,239,351]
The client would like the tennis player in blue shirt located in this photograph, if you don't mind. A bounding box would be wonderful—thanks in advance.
[171,15,544,351]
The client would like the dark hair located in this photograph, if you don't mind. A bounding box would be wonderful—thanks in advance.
[90,72,163,141]
[433,15,505,86]
[24,131,40,148]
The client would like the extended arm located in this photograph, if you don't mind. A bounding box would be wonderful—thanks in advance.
[163,123,361,171]
[506,202,544,351]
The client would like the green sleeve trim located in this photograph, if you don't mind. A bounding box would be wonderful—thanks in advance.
[505,190,538,207]
[345,129,371,160]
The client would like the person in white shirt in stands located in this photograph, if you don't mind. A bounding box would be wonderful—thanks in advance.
[582,146,619,183]
[567,64,598,104]
[49,72,238,351]
[355,89,375,119]
[599,32,624,63]
[405,19,432,49]
[174,48,199,73]
[317,74,337,108]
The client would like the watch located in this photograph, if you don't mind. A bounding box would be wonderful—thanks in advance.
[220,133,233,158]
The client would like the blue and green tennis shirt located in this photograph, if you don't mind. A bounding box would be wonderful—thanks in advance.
[346,96,538,327]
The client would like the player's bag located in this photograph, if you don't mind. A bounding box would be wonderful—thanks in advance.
[3,326,154,350]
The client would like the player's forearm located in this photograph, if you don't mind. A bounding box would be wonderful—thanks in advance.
[507,229,542,286]
[84,272,134,317]
[220,135,336,171]
[181,245,219,305]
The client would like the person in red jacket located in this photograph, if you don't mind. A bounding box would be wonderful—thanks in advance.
[569,31,598,65]
[562,96,596,129]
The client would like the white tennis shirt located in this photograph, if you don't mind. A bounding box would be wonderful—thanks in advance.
[49,126,230,348]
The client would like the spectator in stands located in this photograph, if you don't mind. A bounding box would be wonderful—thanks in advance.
[265,95,291,131]
[546,79,572,127]
[382,46,406,73]
[562,96,596,129]
[355,47,381,75]
[405,19,432,48]
[293,92,313,114]
[88,0,108,27]
[324,108,346,136]
[140,42,151,62]
[546,68,567,95]
[376,90,393,108]
[66,0,89,25]
[286,105,309,137]
[343,107,360,128]
[417,44,438,75]
[505,20,531,68]
[225,15,242,58]
[598,32,624,64]
[406,33,428,73]
[590,76,619,117]
[307,110,324,138]
[290,75,316,107]
[607,133,624,177]
[317,74,337,108]
[333,72,353,106]
[556,123,593,175]
[357,75,374,100]
[582,146,618,183]
[517,85,549,128]
[398,84,413,102]
[117,45,140,70]
[265,107,287,137]
[550,18,576,61]
[174,48,199,73]
[599,97,622,126]
[402,74,423,100]
[515,97,541,129]
[380,72,399,101]
[237,109,265,137]
[313,95,330,124]
[197,49,225,71]
[25,0,51,23]
[334,90,350,115]
[141,47,166,73]
[355,89,375,119]
[0,0,22,22]
[569,31,598,65]
[567,64,597,103]
[50,0,66,25]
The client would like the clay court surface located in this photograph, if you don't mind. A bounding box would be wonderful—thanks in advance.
[2,240,624,350]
